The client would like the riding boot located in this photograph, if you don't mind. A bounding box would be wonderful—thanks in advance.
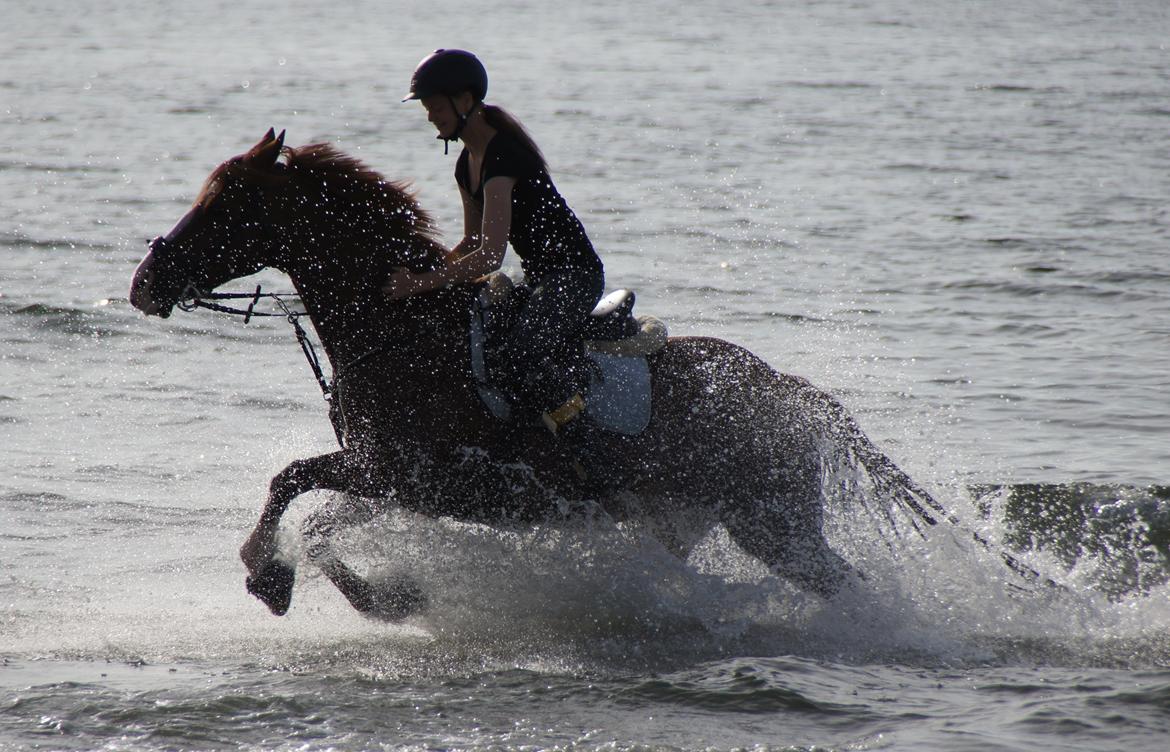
[541,392,585,433]
[543,394,609,485]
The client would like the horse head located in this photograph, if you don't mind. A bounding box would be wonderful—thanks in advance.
[130,128,291,317]
[131,129,445,321]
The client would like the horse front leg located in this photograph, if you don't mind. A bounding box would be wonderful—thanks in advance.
[240,448,427,618]
[299,489,427,620]
[239,450,356,615]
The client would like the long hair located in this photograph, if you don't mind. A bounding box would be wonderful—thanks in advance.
[482,104,548,172]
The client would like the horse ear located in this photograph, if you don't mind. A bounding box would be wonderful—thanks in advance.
[244,128,285,168]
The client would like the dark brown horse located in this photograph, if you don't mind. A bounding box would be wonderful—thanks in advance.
[130,130,952,618]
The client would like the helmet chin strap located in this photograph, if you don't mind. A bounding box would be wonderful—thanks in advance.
[438,98,482,154]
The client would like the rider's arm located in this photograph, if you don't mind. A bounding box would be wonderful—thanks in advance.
[383,176,515,299]
[443,187,483,264]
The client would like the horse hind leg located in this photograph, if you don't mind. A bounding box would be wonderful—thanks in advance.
[718,468,860,599]
[642,501,716,562]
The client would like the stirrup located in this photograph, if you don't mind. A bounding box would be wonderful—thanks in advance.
[542,393,585,434]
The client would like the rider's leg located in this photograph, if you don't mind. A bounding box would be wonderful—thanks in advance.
[488,267,604,415]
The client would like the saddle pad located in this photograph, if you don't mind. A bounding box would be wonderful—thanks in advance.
[582,350,652,436]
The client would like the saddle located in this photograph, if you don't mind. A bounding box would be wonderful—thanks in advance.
[469,272,667,437]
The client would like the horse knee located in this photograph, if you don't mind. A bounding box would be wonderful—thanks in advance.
[300,493,379,562]
[269,451,360,503]
[269,458,314,500]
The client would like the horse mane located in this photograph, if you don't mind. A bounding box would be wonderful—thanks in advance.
[283,142,443,250]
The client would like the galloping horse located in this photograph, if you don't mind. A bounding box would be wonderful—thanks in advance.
[130,130,949,618]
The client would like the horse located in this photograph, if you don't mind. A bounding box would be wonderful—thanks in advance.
[129,129,955,618]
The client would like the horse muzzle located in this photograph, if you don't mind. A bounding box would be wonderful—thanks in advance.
[129,237,178,317]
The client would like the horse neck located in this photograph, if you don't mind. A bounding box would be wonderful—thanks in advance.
[285,250,472,379]
[292,264,484,445]
[268,163,483,436]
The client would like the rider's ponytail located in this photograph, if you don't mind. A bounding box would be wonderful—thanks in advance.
[482,105,548,173]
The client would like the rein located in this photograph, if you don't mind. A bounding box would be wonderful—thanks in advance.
[178,284,344,448]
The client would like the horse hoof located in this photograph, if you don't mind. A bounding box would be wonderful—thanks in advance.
[246,560,296,616]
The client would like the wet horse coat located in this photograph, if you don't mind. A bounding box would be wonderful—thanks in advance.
[130,130,949,616]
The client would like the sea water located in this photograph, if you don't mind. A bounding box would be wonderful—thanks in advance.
[2,1,1168,750]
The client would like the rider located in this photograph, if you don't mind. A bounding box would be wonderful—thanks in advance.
[384,49,605,431]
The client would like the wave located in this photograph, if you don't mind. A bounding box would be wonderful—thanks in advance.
[619,660,836,714]
[0,232,111,251]
[0,300,131,338]
[939,276,1132,301]
[970,483,1170,599]
[0,159,121,175]
[783,80,878,91]
[969,84,1071,95]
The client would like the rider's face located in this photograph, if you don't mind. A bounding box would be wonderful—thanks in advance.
[420,93,473,140]
[421,95,453,137]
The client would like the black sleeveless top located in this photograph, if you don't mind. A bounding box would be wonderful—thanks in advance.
[455,131,602,282]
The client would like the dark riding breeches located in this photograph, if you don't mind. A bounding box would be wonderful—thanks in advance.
[488,266,605,413]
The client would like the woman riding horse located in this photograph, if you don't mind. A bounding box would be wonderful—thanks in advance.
[386,49,604,433]
[128,128,981,618]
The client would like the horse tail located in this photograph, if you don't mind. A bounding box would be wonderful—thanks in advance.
[785,376,949,530]
[789,376,1060,590]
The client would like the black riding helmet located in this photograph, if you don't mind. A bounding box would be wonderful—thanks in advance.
[402,49,488,103]
[403,49,488,153]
